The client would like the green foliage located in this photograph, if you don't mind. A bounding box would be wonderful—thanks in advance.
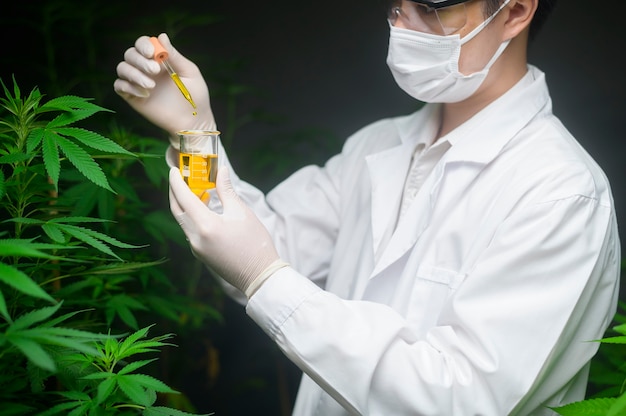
[552,292,626,415]
[0,77,215,414]
[1,1,335,412]
[35,326,213,416]
[551,398,621,416]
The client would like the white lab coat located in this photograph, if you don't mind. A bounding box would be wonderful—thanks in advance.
[209,66,620,415]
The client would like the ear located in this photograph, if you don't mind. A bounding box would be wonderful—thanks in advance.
[503,0,538,40]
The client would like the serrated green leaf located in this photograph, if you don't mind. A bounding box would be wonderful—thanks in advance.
[113,326,175,361]
[42,130,61,187]
[9,337,56,372]
[40,95,108,113]
[143,406,213,416]
[9,303,61,331]
[118,326,152,354]
[0,263,56,302]
[2,218,43,225]
[0,289,10,323]
[552,397,616,416]
[612,323,626,336]
[29,326,109,340]
[608,391,626,416]
[26,128,45,153]
[86,259,167,275]
[116,341,175,361]
[0,152,33,164]
[96,376,117,405]
[48,216,111,224]
[55,134,113,192]
[107,297,140,330]
[54,127,134,156]
[56,390,92,401]
[35,400,82,416]
[39,308,93,328]
[73,225,145,249]
[0,240,55,258]
[42,223,66,243]
[15,328,102,357]
[82,372,115,380]
[123,374,178,394]
[97,187,116,222]
[117,374,152,406]
[60,174,98,210]
[45,110,97,128]
[67,401,91,416]
[103,334,120,358]
[58,224,120,259]
[0,239,77,258]
[598,336,626,345]
[118,359,158,375]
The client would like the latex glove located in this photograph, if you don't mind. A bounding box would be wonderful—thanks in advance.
[169,166,288,298]
[114,33,216,147]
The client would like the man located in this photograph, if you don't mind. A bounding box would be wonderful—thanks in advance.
[114,0,620,414]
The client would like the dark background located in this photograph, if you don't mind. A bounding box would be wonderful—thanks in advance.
[2,1,623,415]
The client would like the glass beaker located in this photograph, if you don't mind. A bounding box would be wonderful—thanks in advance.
[178,130,219,203]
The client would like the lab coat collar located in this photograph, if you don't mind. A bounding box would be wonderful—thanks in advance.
[366,104,443,253]
[442,66,548,164]
[367,65,551,279]
[394,103,443,148]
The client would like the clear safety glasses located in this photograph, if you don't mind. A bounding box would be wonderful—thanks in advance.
[388,0,473,35]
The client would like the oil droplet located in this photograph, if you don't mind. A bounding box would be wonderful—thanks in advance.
[192,111,197,116]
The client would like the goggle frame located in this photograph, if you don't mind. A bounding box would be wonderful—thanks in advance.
[408,0,473,10]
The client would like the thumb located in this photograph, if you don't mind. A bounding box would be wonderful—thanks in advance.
[157,33,196,73]
[156,33,175,54]
[215,166,245,214]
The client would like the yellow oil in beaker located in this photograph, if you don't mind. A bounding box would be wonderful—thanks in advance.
[180,152,217,202]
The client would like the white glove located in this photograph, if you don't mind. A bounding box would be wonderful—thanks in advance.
[114,33,216,147]
[169,166,288,298]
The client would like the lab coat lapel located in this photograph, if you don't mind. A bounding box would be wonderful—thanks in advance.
[370,159,443,278]
[367,104,441,260]
[366,141,415,256]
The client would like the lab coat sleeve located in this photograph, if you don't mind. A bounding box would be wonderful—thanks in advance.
[232,154,344,289]
[246,193,620,415]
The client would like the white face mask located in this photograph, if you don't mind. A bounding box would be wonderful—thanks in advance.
[386,0,511,103]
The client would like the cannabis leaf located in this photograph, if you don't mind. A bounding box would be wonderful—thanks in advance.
[22,94,137,192]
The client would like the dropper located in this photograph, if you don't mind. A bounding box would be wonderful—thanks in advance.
[149,36,197,115]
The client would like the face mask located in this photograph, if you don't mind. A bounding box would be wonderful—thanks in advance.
[386,0,511,103]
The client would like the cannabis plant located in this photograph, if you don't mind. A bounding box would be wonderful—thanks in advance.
[552,296,626,416]
[0,77,210,415]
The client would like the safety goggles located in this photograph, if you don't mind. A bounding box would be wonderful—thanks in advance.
[388,0,474,35]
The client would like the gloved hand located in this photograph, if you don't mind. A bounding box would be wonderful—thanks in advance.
[114,33,216,148]
[169,166,288,298]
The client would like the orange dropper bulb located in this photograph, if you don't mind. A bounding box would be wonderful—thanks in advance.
[149,36,197,112]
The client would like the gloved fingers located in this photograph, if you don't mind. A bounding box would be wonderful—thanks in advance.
[134,35,159,61]
[168,167,211,223]
[113,78,150,99]
[123,44,161,76]
[168,171,185,219]
[214,166,246,218]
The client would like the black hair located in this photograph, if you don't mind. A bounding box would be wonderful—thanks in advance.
[484,0,558,41]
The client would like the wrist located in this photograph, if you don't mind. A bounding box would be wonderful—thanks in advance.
[244,259,290,299]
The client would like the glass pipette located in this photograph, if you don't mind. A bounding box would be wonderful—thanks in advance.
[149,37,197,114]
